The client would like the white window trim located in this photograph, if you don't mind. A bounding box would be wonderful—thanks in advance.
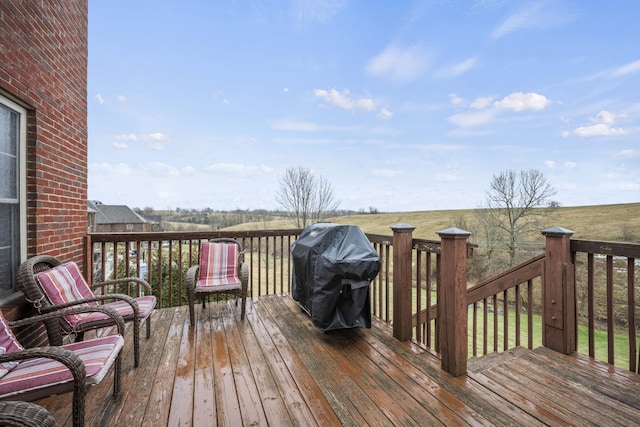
[0,94,28,285]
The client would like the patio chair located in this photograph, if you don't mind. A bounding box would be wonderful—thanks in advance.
[0,401,57,427]
[186,238,248,325]
[17,255,156,367]
[0,306,125,427]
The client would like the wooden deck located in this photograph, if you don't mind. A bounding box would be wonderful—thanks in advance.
[34,294,640,426]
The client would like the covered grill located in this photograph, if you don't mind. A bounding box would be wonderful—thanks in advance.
[291,223,380,331]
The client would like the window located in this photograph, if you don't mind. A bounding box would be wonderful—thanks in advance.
[0,95,26,296]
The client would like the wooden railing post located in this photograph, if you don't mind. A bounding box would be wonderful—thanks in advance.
[542,226,576,354]
[437,227,471,377]
[83,234,92,282]
[390,223,415,341]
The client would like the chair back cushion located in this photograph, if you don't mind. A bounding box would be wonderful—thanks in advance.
[35,262,97,329]
[0,312,24,379]
[198,242,240,288]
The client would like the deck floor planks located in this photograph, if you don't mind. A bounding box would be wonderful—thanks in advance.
[523,346,640,409]
[357,314,549,426]
[273,296,436,426]
[93,307,174,427]
[31,294,640,426]
[141,307,187,426]
[219,302,269,426]
[209,303,243,426]
[232,304,297,426]
[256,295,375,426]
[248,296,338,426]
[166,313,195,426]
[343,327,493,426]
[192,305,216,425]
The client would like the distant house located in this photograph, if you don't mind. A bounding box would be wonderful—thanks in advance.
[87,201,151,233]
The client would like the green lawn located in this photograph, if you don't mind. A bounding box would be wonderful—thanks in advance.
[465,309,636,369]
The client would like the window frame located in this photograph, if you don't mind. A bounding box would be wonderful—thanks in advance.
[0,93,27,297]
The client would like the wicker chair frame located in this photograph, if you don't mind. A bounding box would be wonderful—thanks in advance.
[0,306,124,427]
[17,255,154,367]
[186,238,248,326]
[0,401,57,427]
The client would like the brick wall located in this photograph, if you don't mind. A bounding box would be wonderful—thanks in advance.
[0,0,89,265]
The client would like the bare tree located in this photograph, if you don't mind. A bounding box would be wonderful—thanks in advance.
[479,169,557,267]
[276,167,340,228]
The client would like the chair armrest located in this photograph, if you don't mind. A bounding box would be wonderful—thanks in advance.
[0,345,87,396]
[9,305,126,337]
[186,265,199,289]
[91,277,153,296]
[239,262,249,297]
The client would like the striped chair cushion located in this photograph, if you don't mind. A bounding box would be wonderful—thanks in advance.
[35,262,156,332]
[0,334,124,398]
[197,242,241,291]
[0,314,23,379]
[35,262,97,327]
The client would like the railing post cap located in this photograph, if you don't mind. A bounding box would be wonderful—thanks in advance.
[390,223,416,231]
[437,227,471,237]
[541,226,574,236]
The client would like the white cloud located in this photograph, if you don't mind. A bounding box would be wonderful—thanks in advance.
[144,162,180,177]
[613,149,636,159]
[116,134,138,141]
[204,163,273,177]
[564,161,577,168]
[365,44,430,84]
[291,0,347,27]
[376,108,393,120]
[143,133,172,150]
[448,109,497,128]
[448,91,550,132]
[96,93,104,105]
[544,160,555,168]
[113,142,128,150]
[117,95,126,102]
[449,93,466,106]
[438,57,478,78]
[490,2,572,40]
[470,96,494,109]
[572,110,629,137]
[314,88,376,112]
[436,172,461,182]
[371,168,403,177]
[574,123,628,137]
[610,59,640,78]
[89,162,132,175]
[271,118,318,131]
[494,92,551,111]
[181,166,196,175]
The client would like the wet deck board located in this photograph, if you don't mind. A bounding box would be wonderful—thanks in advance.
[33,295,640,426]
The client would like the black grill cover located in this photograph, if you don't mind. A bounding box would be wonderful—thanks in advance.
[291,223,380,331]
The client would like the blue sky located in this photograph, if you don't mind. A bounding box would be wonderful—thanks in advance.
[88,0,639,212]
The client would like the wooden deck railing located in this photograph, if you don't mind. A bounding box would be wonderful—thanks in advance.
[84,225,639,376]
[84,230,303,308]
[571,238,640,372]
[465,253,545,357]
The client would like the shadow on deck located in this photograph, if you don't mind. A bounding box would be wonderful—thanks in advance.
[34,295,640,426]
